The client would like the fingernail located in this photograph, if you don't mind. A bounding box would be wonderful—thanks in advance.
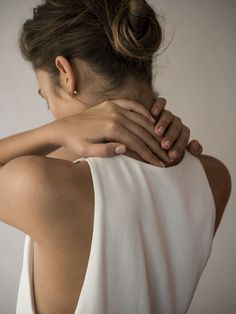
[153,108,159,116]
[155,127,164,136]
[170,150,177,158]
[159,161,166,167]
[115,146,126,154]
[163,140,171,149]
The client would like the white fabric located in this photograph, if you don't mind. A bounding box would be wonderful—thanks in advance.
[16,150,215,314]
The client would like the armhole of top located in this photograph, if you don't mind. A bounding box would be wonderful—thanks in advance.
[194,156,217,229]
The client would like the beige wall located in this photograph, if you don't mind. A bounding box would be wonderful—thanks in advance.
[0,0,235,313]
[151,0,236,313]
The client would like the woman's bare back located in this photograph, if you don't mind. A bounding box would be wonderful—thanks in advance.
[2,148,230,313]
[197,155,231,236]
[32,151,231,313]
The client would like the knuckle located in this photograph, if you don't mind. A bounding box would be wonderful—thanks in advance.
[107,120,117,132]
[175,116,182,123]
[163,109,171,116]
[110,112,120,123]
[175,124,182,132]
[102,100,110,108]
[184,126,191,135]
[172,121,181,131]
[110,102,118,111]
[108,121,121,136]
[104,100,115,111]
[175,122,182,132]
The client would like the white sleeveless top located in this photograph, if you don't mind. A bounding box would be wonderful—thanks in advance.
[15,150,216,314]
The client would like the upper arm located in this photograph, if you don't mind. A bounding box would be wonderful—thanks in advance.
[197,154,232,237]
[0,155,84,244]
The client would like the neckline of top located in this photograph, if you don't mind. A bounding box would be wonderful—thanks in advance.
[73,151,190,171]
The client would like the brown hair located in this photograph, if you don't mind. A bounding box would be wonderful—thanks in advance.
[19,0,163,92]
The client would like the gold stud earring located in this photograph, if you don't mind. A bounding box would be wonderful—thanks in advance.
[73,90,78,95]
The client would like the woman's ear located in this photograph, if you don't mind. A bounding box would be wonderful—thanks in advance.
[55,56,77,96]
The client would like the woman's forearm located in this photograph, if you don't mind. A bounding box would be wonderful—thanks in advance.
[0,122,60,165]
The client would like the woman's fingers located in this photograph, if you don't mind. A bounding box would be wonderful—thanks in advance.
[107,122,166,166]
[98,99,194,166]
[154,110,175,137]
[187,139,203,155]
[111,99,156,123]
[82,141,127,157]
[117,107,159,139]
[168,126,190,160]
[160,117,182,150]
[112,97,168,124]
[151,97,167,117]
[117,114,174,163]
[106,101,174,164]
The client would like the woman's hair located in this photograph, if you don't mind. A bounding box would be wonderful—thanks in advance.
[19,0,163,92]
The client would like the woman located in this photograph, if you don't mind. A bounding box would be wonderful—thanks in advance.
[0,0,231,313]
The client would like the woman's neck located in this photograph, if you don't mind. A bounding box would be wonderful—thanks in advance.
[75,73,159,164]
[76,71,158,111]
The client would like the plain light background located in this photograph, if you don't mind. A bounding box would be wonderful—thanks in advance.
[0,0,235,313]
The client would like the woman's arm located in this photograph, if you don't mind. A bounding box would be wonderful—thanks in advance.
[45,98,203,162]
[0,123,60,166]
[0,123,60,165]
[0,99,156,165]
[0,101,165,166]
[0,98,201,167]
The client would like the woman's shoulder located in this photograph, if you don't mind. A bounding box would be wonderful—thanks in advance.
[0,155,91,244]
[196,154,232,236]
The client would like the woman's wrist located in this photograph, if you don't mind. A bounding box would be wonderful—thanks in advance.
[47,118,68,148]
[45,119,62,147]
[0,122,61,165]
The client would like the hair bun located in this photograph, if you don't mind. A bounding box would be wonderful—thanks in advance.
[111,0,162,60]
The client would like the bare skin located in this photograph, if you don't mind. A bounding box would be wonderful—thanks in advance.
[0,150,230,314]
[31,153,231,314]
[0,56,231,313]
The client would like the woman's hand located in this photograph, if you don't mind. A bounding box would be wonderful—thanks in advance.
[112,97,203,166]
[150,97,203,165]
[51,99,171,166]
[51,97,202,167]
